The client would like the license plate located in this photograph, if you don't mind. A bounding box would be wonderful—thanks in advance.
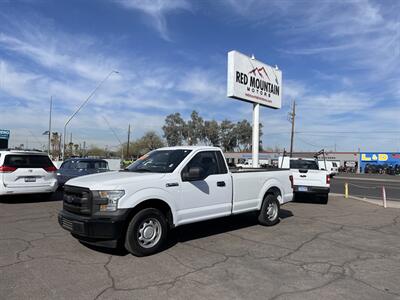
[24,177,36,182]
[298,186,308,192]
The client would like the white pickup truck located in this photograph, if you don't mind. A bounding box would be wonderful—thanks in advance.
[279,157,330,203]
[59,146,293,256]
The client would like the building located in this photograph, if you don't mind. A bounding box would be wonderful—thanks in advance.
[360,152,400,174]
[0,129,10,150]
[224,151,359,170]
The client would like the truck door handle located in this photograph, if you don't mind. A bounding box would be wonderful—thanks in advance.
[166,182,179,187]
[217,181,226,187]
[300,175,306,178]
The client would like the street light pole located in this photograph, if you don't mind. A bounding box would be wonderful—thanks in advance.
[62,70,119,161]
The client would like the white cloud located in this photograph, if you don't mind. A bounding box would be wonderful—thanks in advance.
[222,0,400,99]
[1,3,398,152]
[114,0,192,40]
[178,69,225,101]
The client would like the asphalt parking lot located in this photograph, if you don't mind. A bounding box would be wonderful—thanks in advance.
[1,194,400,300]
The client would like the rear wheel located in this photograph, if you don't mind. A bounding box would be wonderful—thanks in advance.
[318,193,329,204]
[125,208,168,256]
[258,194,280,226]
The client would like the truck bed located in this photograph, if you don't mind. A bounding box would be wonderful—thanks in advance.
[230,167,289,173]
[230,167,293,213]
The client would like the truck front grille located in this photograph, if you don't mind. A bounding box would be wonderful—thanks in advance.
[63,186,92,215]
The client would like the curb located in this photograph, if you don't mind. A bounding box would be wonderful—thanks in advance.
[330,193,400,209]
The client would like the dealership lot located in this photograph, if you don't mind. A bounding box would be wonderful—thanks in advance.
[1,194,400,300]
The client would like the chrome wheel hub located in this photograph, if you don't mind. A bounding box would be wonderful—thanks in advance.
[266,202,278,221]
[137,218,162,248]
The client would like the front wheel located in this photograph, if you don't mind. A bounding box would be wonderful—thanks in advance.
[258,194,280,226]
[125,208,168,256]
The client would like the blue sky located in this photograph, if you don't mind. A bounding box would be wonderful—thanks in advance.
[0,0,399,152]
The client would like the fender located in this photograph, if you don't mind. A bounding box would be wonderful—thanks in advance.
[118,187,178,226]
[257,178,284,209]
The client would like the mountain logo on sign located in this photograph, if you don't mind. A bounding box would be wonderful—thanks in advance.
[249,66,279,85]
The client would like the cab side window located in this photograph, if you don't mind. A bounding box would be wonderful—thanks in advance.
[183,151,220,178]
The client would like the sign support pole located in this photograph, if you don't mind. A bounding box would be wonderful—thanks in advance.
[252,103,260,168]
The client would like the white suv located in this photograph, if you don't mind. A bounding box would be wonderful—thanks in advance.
[0,150,58,196]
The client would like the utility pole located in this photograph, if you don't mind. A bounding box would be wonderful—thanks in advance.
[102,115,124,160]
[48,96,52,156]
[83,141,86,157]
[59,134,62,160]
[288,100,296,157]
[126,124,131,159]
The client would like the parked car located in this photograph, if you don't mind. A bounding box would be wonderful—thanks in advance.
[279,156,330,203]
[56,158,109,187]
[58,146,293,256]
[0,150,58,197]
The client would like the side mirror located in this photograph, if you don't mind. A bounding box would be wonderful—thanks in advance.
[182,166,205,181]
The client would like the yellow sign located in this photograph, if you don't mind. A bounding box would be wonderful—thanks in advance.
[361,153,388,162]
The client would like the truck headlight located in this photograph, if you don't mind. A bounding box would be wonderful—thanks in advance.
[95,190,125,212]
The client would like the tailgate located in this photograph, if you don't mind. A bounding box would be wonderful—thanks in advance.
[2,154,56,188]
[292,169,328,187]
[4,168,55,188]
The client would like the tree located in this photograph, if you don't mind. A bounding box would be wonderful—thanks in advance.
[204,120,220,146]
[219,119,236,151]
[50,132,60,159]
[162,113,186,146]
[136,131,165,153]
[186,111,204,145]
[73,144,80,156]
[120,131,165,158]
[86,146,107,157]
[234,120,252,151]
[67,142,74,158]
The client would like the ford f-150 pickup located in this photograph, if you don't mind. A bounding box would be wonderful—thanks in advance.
[59,146,293,256]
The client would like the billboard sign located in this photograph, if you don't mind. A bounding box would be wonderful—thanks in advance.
[227,50,282,109]
[0,129,10,140]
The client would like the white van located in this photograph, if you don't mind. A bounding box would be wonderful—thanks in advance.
[0,150,58,196]
[318,160,339,176]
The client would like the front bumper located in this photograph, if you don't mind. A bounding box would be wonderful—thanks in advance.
[293,186,330,194]
[58,209,130,247]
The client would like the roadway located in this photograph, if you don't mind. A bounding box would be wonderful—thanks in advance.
[331,174,400,201]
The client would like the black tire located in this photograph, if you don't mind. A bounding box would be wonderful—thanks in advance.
[41,192,54,201]
[258,194,280,226]
[318,193,329,204]
[124,208,168,256]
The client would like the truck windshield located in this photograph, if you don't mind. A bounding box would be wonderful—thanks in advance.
[126,150,192,173]
[290,160,319,170]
